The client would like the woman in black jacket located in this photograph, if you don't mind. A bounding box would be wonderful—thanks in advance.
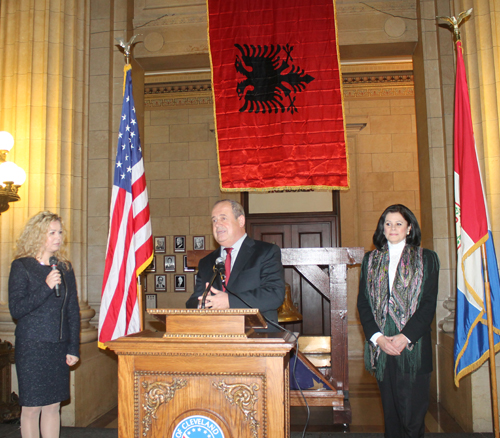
[9,211,80,438]
[357,204,439,438]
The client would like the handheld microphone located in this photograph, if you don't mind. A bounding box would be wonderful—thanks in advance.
[49,256,60,297]
[215,257,225,274]
[201,257,225,309]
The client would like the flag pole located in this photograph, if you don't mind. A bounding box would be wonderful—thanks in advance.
[481,243,500,438]
[137,276,144,331]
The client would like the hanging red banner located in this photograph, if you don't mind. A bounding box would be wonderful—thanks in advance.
[208,0,348,191]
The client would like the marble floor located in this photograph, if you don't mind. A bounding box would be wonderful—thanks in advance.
[87,358,465,433]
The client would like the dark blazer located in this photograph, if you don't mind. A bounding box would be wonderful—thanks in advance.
[186,236,285,330]
[357,247,439,374]
[9,257,81,357]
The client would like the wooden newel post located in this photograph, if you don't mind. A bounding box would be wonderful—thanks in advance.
[280,247,364,424]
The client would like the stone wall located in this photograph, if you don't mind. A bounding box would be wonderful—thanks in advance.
[141,71,240,328]
[142,103,219,325]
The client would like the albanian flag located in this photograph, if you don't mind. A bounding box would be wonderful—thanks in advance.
[208,0,348,191]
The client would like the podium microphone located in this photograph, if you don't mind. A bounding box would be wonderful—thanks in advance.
[49,256,61,297]
[201,257,225,309]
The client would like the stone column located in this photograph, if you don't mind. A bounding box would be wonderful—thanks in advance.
[414,0,456,335]
[87,0,143,327]
[411,1,456,420]
[0,0,96,343]
[0,0,113,427]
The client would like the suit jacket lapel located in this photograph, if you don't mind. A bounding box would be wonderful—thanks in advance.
[228,236,255,286]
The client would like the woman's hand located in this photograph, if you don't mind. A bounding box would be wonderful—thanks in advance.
[386,334,409,353]
[377,335,402,356]
[45,269,61,289]
[66,354,79,366]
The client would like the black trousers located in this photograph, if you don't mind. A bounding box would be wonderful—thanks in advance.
[377,355,431,438]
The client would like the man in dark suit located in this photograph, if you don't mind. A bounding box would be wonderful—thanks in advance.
[186,199,285,330]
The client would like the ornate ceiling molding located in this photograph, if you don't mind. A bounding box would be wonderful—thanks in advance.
[144,80,212,109]
[335,0,416,15]
[343,86,414,98]
[343,72,413,85]
[144,70,414,109]
[134,12,207,29]
[342,71,414,98]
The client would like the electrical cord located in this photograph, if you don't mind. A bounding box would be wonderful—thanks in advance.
[222,282,311,438]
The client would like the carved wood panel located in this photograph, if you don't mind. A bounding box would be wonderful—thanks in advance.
[136,371,265,438]
[106,330,294,438]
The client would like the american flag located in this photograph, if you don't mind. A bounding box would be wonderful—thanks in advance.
[98,64,154,346]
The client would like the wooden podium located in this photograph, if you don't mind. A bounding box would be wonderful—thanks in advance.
[106,309,295,438]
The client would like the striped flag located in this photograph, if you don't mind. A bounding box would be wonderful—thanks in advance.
[453,41,500,385]
[98,64,154,347]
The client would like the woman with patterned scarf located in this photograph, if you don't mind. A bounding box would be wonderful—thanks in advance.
[357,204,440,438]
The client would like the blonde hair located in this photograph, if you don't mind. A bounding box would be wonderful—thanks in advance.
[15,211,69,266]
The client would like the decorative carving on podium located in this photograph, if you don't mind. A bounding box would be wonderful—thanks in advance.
[141,378,187,436]
[213,380,260,438]
[164,332,246,339]
[122,351,285,357]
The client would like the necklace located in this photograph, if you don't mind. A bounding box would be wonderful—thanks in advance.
[36,256,47,265]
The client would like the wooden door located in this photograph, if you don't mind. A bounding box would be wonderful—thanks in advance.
[245,214,339,336]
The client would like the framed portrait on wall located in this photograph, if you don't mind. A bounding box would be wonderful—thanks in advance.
[174,274,186,292]
[154,236,166,254]
[183,255,195,272]
[155,274,166,292]
[145,294,157,309]
[164,255,176,272]
[145,256,156,273]
[174,235,186,253]
[193,236,205,250]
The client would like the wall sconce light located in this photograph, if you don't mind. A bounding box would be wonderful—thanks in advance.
[0,131,26,214]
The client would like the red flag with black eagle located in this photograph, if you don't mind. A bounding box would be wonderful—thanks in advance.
[208,0,348,191]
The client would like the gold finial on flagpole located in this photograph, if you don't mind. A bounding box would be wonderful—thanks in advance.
[436,8,473,42]
[115,35,140,64]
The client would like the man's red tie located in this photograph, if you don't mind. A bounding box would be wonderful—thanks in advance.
[224,247,233,289]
